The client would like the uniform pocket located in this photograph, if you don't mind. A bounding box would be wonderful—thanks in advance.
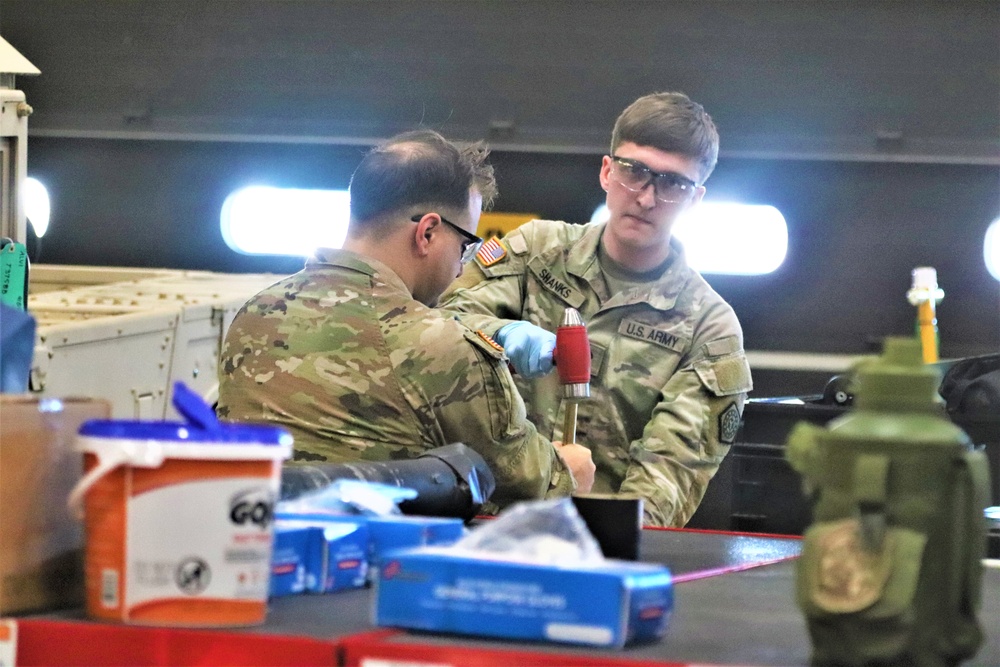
[693,352,753,397]
[797,518,927,664]
[462,328,525,440]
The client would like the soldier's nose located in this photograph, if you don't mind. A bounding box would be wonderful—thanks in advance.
[636,183,657,209]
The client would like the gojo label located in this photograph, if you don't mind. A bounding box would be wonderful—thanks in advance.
[229,488,275,528]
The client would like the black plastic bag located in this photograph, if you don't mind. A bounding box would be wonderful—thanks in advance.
[938,354,1000,416]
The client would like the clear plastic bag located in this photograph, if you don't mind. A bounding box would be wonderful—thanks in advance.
[452,498,604,566]
[277,478,418,517]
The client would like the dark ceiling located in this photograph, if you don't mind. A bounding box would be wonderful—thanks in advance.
[2,0,998,162]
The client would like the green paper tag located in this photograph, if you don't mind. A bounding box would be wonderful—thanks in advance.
[0,241,29,309]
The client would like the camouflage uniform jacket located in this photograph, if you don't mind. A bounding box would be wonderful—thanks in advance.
[440,220,753,526]
[217,248,573,508]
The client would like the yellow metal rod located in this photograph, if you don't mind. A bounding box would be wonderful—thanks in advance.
[917,300,938,364]
[562,402,578,445]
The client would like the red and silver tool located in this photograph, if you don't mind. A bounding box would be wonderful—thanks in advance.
[552,307,591,444]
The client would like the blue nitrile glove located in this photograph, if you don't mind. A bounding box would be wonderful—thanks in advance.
[494,322,556,379]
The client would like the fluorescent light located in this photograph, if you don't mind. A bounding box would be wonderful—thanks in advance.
[674,203,787,275]
[221,186,350,256]
[589,201,788,275]
[984,217,1000,281]
[24,177,50,238]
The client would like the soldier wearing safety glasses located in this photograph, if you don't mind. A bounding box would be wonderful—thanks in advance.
[441,92,752,527]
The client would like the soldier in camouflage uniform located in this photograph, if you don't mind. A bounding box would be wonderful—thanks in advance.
[440,93,753,526]
[218,130,595,508]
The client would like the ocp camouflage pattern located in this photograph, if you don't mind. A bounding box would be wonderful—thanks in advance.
[217,248,573,508]
[440,220,753,526]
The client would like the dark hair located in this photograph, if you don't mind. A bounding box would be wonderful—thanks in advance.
[610,92,719,183]
[348,129,497,231]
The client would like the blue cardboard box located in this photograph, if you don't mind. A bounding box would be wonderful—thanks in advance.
[270,524,312,596]
[364,515,465,565]
[270,520,368,597]
[374,548,673,647]
[275,512,465,568]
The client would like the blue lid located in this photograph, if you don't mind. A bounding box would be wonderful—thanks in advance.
[78,381,292,446]
[78,419,292,444]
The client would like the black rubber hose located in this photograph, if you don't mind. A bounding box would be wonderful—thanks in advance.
[279,442,496,521]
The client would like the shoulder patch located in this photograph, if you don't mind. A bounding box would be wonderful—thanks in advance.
[476,330,505,353]
[719,402,741,444]
[476,237,508,267]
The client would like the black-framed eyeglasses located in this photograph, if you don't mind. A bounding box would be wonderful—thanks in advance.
[609,155,699,204]
[411,214,483,263]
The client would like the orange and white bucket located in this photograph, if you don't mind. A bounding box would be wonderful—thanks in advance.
[69,384,291,627]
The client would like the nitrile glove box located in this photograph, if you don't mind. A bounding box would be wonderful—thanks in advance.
[374,548,673,648]
[364,515,465,564]
[270,520,368,597]
[275,512,465,567]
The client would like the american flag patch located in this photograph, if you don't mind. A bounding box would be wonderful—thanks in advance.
[476,236,507,267]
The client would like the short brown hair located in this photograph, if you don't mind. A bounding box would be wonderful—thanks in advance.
[349,129,497,228]
[611,92,719,183]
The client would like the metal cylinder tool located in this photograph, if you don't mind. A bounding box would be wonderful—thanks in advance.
[552,307,591,444]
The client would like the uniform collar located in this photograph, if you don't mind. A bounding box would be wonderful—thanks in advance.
[567,224,693,311]
[565,223,606,282]
[308,248,412,295]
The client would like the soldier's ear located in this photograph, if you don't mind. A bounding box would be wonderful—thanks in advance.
[692,185,707,206]
[599,155,613,191]
[412,215,437,257]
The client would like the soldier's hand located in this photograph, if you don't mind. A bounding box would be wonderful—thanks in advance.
[495,322,556,379]
[553,441,595,494]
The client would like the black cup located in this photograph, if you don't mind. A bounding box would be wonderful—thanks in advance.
[572,493,644,561]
